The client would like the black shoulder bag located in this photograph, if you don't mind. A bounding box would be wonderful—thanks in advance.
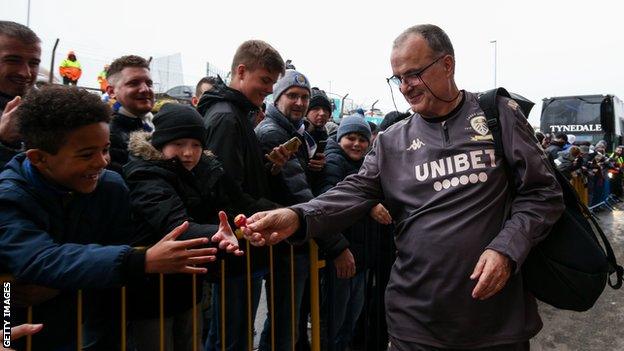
[478,88,623,311]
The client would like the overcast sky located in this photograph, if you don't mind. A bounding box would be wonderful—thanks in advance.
[2,0,624,125]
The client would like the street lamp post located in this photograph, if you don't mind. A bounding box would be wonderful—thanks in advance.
[26,0,32,27]
[490,40,497,87]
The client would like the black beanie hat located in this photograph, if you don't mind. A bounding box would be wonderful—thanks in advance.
[151,103,206,149]
[307,88,332,115]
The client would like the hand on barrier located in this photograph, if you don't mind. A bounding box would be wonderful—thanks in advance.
[334,248,356,279]
[145,221,216,274]
[470,249,512,300]
[211,211,244,256]
[242,208,300,246]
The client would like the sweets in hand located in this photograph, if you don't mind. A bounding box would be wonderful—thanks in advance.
[234,214,247,239]
[234,214,247,228]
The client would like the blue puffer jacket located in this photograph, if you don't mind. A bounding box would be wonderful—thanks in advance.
[0,154,141,349]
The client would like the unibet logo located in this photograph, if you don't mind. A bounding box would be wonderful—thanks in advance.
[414,149,496,191]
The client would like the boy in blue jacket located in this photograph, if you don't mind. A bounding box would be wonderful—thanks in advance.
[0,86,239,351]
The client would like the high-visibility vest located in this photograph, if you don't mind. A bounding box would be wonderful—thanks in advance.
[97,70,108,91]
[59,59,82,80]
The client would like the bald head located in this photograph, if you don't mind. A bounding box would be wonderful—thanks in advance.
[393,24,454,58]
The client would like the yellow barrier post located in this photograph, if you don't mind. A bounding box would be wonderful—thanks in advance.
[27,306,32,351]
[121,286,127,351]
[159,274,165,351]
[77,290,82,351]
[246,240,253,351]
[269,245,275,351]
[309,241,323,351]
[290,245,296,351]
[192,274,198,351]
[220,261,226,351]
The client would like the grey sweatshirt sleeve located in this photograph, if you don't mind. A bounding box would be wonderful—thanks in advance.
[485,98,564,272]
[289,140,384,245]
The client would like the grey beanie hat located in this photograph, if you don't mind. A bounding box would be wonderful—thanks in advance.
[337,115,372,142]
[272,69,311,102]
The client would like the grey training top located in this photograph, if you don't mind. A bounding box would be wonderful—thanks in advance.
[292,91,564,348]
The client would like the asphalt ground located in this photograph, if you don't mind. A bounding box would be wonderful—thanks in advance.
[531,206,624,351]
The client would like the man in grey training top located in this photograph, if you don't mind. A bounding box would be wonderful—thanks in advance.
[243,24,564,350]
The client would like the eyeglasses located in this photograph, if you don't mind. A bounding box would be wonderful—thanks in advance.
[386,56,445,87]
[285,92,310,102]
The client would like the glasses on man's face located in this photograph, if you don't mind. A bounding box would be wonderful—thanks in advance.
[285,92,310,102]
[386,56,445,87]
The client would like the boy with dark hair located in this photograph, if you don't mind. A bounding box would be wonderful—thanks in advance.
[106,54,155,172]
[123,103,252,350]
[0,86,232,350]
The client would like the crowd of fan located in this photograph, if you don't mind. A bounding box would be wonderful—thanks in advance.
[0,20,412,351]
[538,132,624,206]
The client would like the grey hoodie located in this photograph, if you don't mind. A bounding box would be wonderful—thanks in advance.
[292,91,564,348]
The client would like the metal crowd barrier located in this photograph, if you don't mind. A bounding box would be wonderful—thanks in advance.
[13,240,324,351]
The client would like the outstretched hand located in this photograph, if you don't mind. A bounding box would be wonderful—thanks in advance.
[211,211,244,256]
[242,208,301,246]
[470,249,512,300]
[145,221,217,274]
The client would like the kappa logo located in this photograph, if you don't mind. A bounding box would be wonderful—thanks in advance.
[407,138,426,151]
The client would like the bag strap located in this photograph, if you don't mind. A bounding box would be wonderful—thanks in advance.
[477,88,624,289]
[479,88,515,197]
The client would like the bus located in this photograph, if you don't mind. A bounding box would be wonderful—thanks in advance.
[541,94,624,151]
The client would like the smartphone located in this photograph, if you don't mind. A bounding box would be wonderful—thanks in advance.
[315,140,327,156]
[267,137,301,163]
[283,137,302,153]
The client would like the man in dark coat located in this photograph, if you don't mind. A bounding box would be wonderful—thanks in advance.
[255,69,347,351]
[0,21,41,167]
[545,132,567,164]
[106,55,155,173]
[304,87,332,144]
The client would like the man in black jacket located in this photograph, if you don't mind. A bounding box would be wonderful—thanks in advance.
[0,21,41,167]
[545,132,567,164]
[255,69,347,351]
[197,39,290,351]
[304,87,332,145]
[106,55,155,173]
